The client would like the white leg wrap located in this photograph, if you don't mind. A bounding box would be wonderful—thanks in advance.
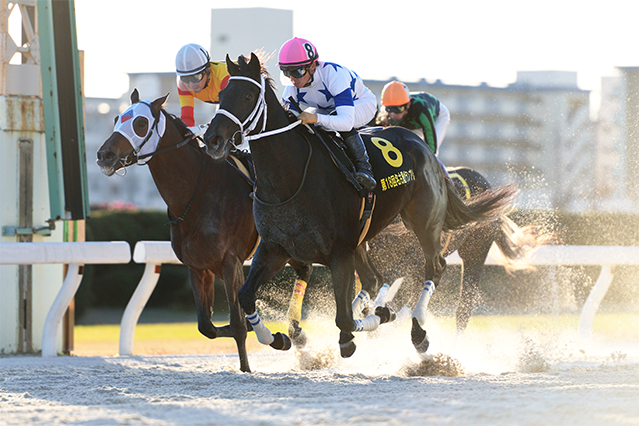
[412,281,435,328]
[354,314,381,332]
[373,283,390,308]
[246,311,274,345]
[386,278,404,304]
[395,305,412,324]
[352,289,370,314]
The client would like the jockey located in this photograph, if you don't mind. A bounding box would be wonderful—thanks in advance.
[279,37,377,191]
[377,80,452,180]
[175,43,230,128]
[377,81,450,156]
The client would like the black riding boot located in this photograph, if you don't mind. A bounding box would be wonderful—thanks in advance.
[344,132,376,191]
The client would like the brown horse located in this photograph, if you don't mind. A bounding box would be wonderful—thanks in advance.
[96,89,312,372]
[202,53,516,358]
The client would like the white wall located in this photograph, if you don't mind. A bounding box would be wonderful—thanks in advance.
[0,96,64,354]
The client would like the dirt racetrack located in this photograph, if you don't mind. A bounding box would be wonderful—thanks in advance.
[1,315,637,425]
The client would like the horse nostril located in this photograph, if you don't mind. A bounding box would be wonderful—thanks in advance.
[98,150,115,162]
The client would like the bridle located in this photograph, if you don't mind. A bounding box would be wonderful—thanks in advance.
[215,74,302,147]
[214,73,312,206]
[116,108,191,172]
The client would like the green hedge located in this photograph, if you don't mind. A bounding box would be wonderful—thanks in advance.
[79,209,638,321]
[79,209,193,319]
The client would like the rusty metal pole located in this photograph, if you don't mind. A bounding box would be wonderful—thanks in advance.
[18,138,34,352]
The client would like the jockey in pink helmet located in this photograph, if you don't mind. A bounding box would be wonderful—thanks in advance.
[278,37,377,191]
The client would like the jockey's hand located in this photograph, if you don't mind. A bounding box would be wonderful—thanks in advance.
[298,112,318,125]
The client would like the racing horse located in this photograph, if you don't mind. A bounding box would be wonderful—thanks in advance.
[367,166,554,332]
[202,53,517,358]
[96,89,312,372]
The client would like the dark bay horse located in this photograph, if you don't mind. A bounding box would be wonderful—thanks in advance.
[367,166,554,332]
[202,53,517,358]
[96,89,312,372]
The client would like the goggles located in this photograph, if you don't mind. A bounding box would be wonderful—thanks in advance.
[180,71,206,85]
[281,65,309,79]
[386,104,408,114]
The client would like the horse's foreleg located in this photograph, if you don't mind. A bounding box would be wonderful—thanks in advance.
[286,261,313,348]
[239,243,291,351]
[189,269,220,339]
[222,256,251,372]
[329,253,357,358]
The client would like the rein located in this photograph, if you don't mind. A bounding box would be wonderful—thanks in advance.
[166,154,207,225]
[252,134,313,207]
[216,75,302,147]
[218,74,311,206]
[114,106,207,225]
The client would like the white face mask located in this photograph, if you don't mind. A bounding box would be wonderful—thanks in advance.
[114,101,166,164]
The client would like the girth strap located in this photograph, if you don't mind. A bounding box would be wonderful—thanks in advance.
[357,191,376,246]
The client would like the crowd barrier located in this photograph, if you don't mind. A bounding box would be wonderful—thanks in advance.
[0,242,131,356]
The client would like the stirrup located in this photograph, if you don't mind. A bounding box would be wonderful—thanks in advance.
[355,171,376,190]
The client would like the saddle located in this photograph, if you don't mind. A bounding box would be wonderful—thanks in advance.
[297,125,375,244]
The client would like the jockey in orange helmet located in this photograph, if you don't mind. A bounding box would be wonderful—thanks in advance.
[378,81,452,181]
[377,81,450,156]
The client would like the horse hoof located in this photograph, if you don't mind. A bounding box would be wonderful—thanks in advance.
[375,306,396,324]
[290,327,308,348]
[411,317,430,353]
[289,321,308,348]
[270,332,292,351]
[339,340,357,358]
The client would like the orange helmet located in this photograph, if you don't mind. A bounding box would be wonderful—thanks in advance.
[381,81,410,107]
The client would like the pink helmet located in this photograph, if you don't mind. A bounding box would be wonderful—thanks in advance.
[278,37,319,67]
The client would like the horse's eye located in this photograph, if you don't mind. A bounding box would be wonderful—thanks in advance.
[132,116,148,137]
[243,93,252,102]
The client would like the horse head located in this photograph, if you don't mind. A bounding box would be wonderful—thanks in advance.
[96,89,169,176]
[203,52,264,160]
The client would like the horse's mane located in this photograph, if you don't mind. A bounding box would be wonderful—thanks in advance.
[161,110,188,134]
[237,52,277,92]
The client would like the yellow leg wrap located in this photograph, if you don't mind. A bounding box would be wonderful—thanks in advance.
[287,279,307,323]
[354,271,362,294]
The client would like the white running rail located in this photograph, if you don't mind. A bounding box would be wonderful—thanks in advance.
[0,242,131,357]
[125,242,638,353]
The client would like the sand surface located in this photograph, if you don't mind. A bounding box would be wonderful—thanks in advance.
[1,317,637,425]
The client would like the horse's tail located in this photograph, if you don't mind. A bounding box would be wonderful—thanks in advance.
[443,180,516,232]
[488,215,558,274]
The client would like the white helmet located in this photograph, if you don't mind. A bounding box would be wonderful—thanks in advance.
[175,43,210,76]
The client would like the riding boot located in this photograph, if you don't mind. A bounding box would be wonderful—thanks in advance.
[344,133,376,191]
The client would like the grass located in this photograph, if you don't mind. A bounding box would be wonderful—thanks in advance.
[71,312,638,357]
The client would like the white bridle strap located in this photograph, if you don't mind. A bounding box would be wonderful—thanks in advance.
[215,74,302,144]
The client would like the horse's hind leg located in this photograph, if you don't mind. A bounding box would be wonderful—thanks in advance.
[403,216,447,355]
[353,245,383,316]
[456,227,494,333]
[285,260,313,348]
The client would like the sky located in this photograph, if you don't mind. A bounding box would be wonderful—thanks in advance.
[72,0,638,101]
